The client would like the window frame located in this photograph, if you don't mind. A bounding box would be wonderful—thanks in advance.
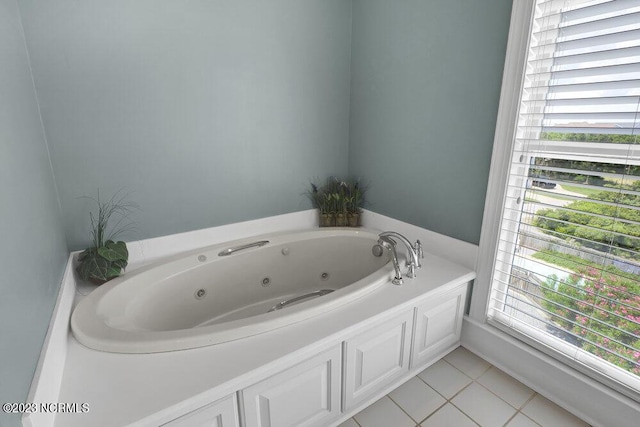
[472,0,536,322]
[472,0,640,401]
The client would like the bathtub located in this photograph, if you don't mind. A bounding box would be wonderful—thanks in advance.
[71,228,394,353]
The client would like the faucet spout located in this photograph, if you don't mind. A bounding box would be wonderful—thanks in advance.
[378,235,404,285]
[379,231,422,279]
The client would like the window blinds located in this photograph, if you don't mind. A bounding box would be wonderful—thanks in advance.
[489,0,640,398]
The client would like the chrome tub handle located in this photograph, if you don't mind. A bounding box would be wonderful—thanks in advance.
[218,240,269,257]
[268,289,334,312]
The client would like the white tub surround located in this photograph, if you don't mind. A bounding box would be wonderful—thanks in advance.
[361,210,478,270]
[57,255,472,427]
[23,257,76,427]
[25,209,476,427]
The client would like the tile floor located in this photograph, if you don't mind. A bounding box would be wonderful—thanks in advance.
[340,346,590,427]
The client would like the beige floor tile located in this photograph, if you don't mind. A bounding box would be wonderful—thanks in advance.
[417,359,472,399]
[505,413,541,427]
[477,366,535,409]
[443,346,491,379]
[451,382,516,427]
[420,403,477,427]
[389,377,446,423]
[353,396,415,427]
[521,394,589,427]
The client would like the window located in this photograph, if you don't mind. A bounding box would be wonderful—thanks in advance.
[488,0,640,398]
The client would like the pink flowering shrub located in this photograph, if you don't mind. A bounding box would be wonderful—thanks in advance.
[540,259,640,375]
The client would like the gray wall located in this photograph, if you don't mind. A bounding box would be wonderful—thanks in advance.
[18,0,353,250]
[0,0,69,426]
[2,4,513,420]
[17,0,512,249]
[349,0,512,244]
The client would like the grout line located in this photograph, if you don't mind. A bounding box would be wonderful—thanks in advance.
[473,374,529,411]
[447,379,474,402]
[478,362,492,377]
[415,400,448,426]
[521,411,543,427]
[402,375,449,425]
[514,393,544,426]
[448,378,518,426]
[353,351,589,427]
[383,395,421,426]
[387,392,419,423]
[423,355,512,427]
[502,410,519,427]
[521,392,537,410]
[474,365,537,412]
[444,347,492,379]
[419,366,479,426]
[447,400,483,427]
[442,359,474,381]
[416,360,474,402]
[507,410,543,427]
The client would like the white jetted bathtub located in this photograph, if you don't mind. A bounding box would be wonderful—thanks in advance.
[71,228,394,353]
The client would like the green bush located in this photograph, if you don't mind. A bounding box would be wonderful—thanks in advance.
[541,132,639,145]
[533,198,640,259]
[536,251,640,375]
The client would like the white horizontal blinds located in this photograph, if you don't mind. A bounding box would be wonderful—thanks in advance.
[489,0,640,397]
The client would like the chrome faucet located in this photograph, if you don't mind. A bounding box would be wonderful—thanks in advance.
[378,235,404,285]
[378,231,423,284]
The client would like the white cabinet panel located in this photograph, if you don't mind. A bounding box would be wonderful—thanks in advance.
[342,310,413,411]
[162,394,239,427]
[411,285,466,369]
[161,284,468,427]
[241,345,341,427]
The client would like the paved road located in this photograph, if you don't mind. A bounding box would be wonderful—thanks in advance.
[527,184,586,207]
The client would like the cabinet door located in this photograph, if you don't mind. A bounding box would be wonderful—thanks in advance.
[342,309,413,411]
[162,394,239,427]
[241,345,341,427]
[411,284,466,369]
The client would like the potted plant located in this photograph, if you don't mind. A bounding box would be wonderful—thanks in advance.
[335,182,348,226]
[76,191,136,284]
[320,192,335,226]
[346,178,366,227]
[308,182,331,227]
[307,177,368,227]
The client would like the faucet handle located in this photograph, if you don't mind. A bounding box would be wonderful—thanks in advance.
[406,263,416,278]
[415,240,423,268]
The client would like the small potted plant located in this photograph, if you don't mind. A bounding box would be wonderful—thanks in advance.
[308,179,338,227]
[320,192,335,226]
[335,182,348,226]
[307,177,367,227]
[346,178,366,227]
[76,191,136,284]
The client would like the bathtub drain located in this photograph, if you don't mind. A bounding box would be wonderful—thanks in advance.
[261,277,271,287]
[195,289,207,299]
